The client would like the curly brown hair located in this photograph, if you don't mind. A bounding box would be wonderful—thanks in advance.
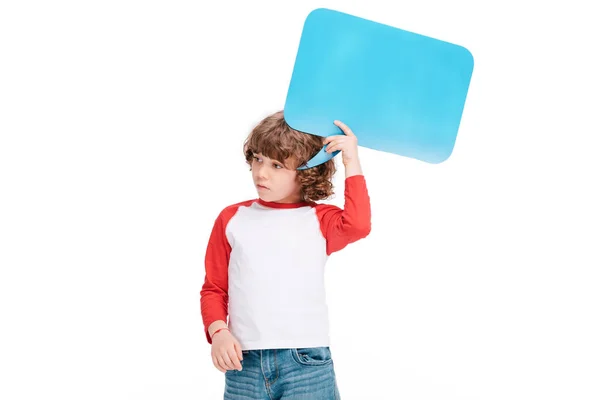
[243,110,336,202]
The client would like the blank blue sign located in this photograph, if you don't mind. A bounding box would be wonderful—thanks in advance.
[284,8,474,166]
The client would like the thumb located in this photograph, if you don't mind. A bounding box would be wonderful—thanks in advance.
[234,340,243,360]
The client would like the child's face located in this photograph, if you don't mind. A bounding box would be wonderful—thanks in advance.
[251,153,302,203]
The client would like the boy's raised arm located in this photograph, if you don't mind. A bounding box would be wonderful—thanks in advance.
[316,174,372,255]
[317,120,371,254]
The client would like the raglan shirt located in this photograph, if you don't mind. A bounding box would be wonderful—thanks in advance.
[200,174,371,350]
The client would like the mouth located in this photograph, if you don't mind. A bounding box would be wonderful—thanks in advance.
[256,184,269,190]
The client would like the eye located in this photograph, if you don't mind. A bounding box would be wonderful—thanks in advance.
[253,156,261,162]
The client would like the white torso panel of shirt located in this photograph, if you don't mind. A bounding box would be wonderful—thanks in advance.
[227,201,331,350]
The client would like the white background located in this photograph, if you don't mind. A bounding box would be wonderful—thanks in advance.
[1,1,599,399]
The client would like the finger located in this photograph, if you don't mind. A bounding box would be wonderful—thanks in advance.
[323,134,344,144]
[221,352,235,370]
[327,136,357,152]
[234,342,243,362]
[228,348,243,370]
[325,138,344,149]
[326,140,345,153]
[212,355,226,373]
[334,120,356,137]
[217,354,231,371]
[326,144,343,153]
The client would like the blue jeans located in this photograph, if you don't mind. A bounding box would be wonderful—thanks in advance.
[224,346,341,399]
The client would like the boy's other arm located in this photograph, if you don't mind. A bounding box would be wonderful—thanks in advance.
[208,320,228,338]
[200,211,232,344]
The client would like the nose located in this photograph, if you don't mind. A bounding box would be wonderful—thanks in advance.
[255,162,269,180]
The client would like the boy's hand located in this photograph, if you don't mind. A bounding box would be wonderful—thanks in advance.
[324,120,363,177]
[324,120,359,166]
[211,329,243,373]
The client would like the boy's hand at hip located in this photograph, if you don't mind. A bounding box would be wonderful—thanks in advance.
[324,120,363,177]
[211,329,243,373]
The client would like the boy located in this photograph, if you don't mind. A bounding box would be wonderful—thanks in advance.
[200,110,371,399]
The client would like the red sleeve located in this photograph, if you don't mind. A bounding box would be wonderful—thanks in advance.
[315,174,372,255]
[200,207,236,344]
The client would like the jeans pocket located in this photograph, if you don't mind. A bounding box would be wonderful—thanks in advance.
[291,346,333,366]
